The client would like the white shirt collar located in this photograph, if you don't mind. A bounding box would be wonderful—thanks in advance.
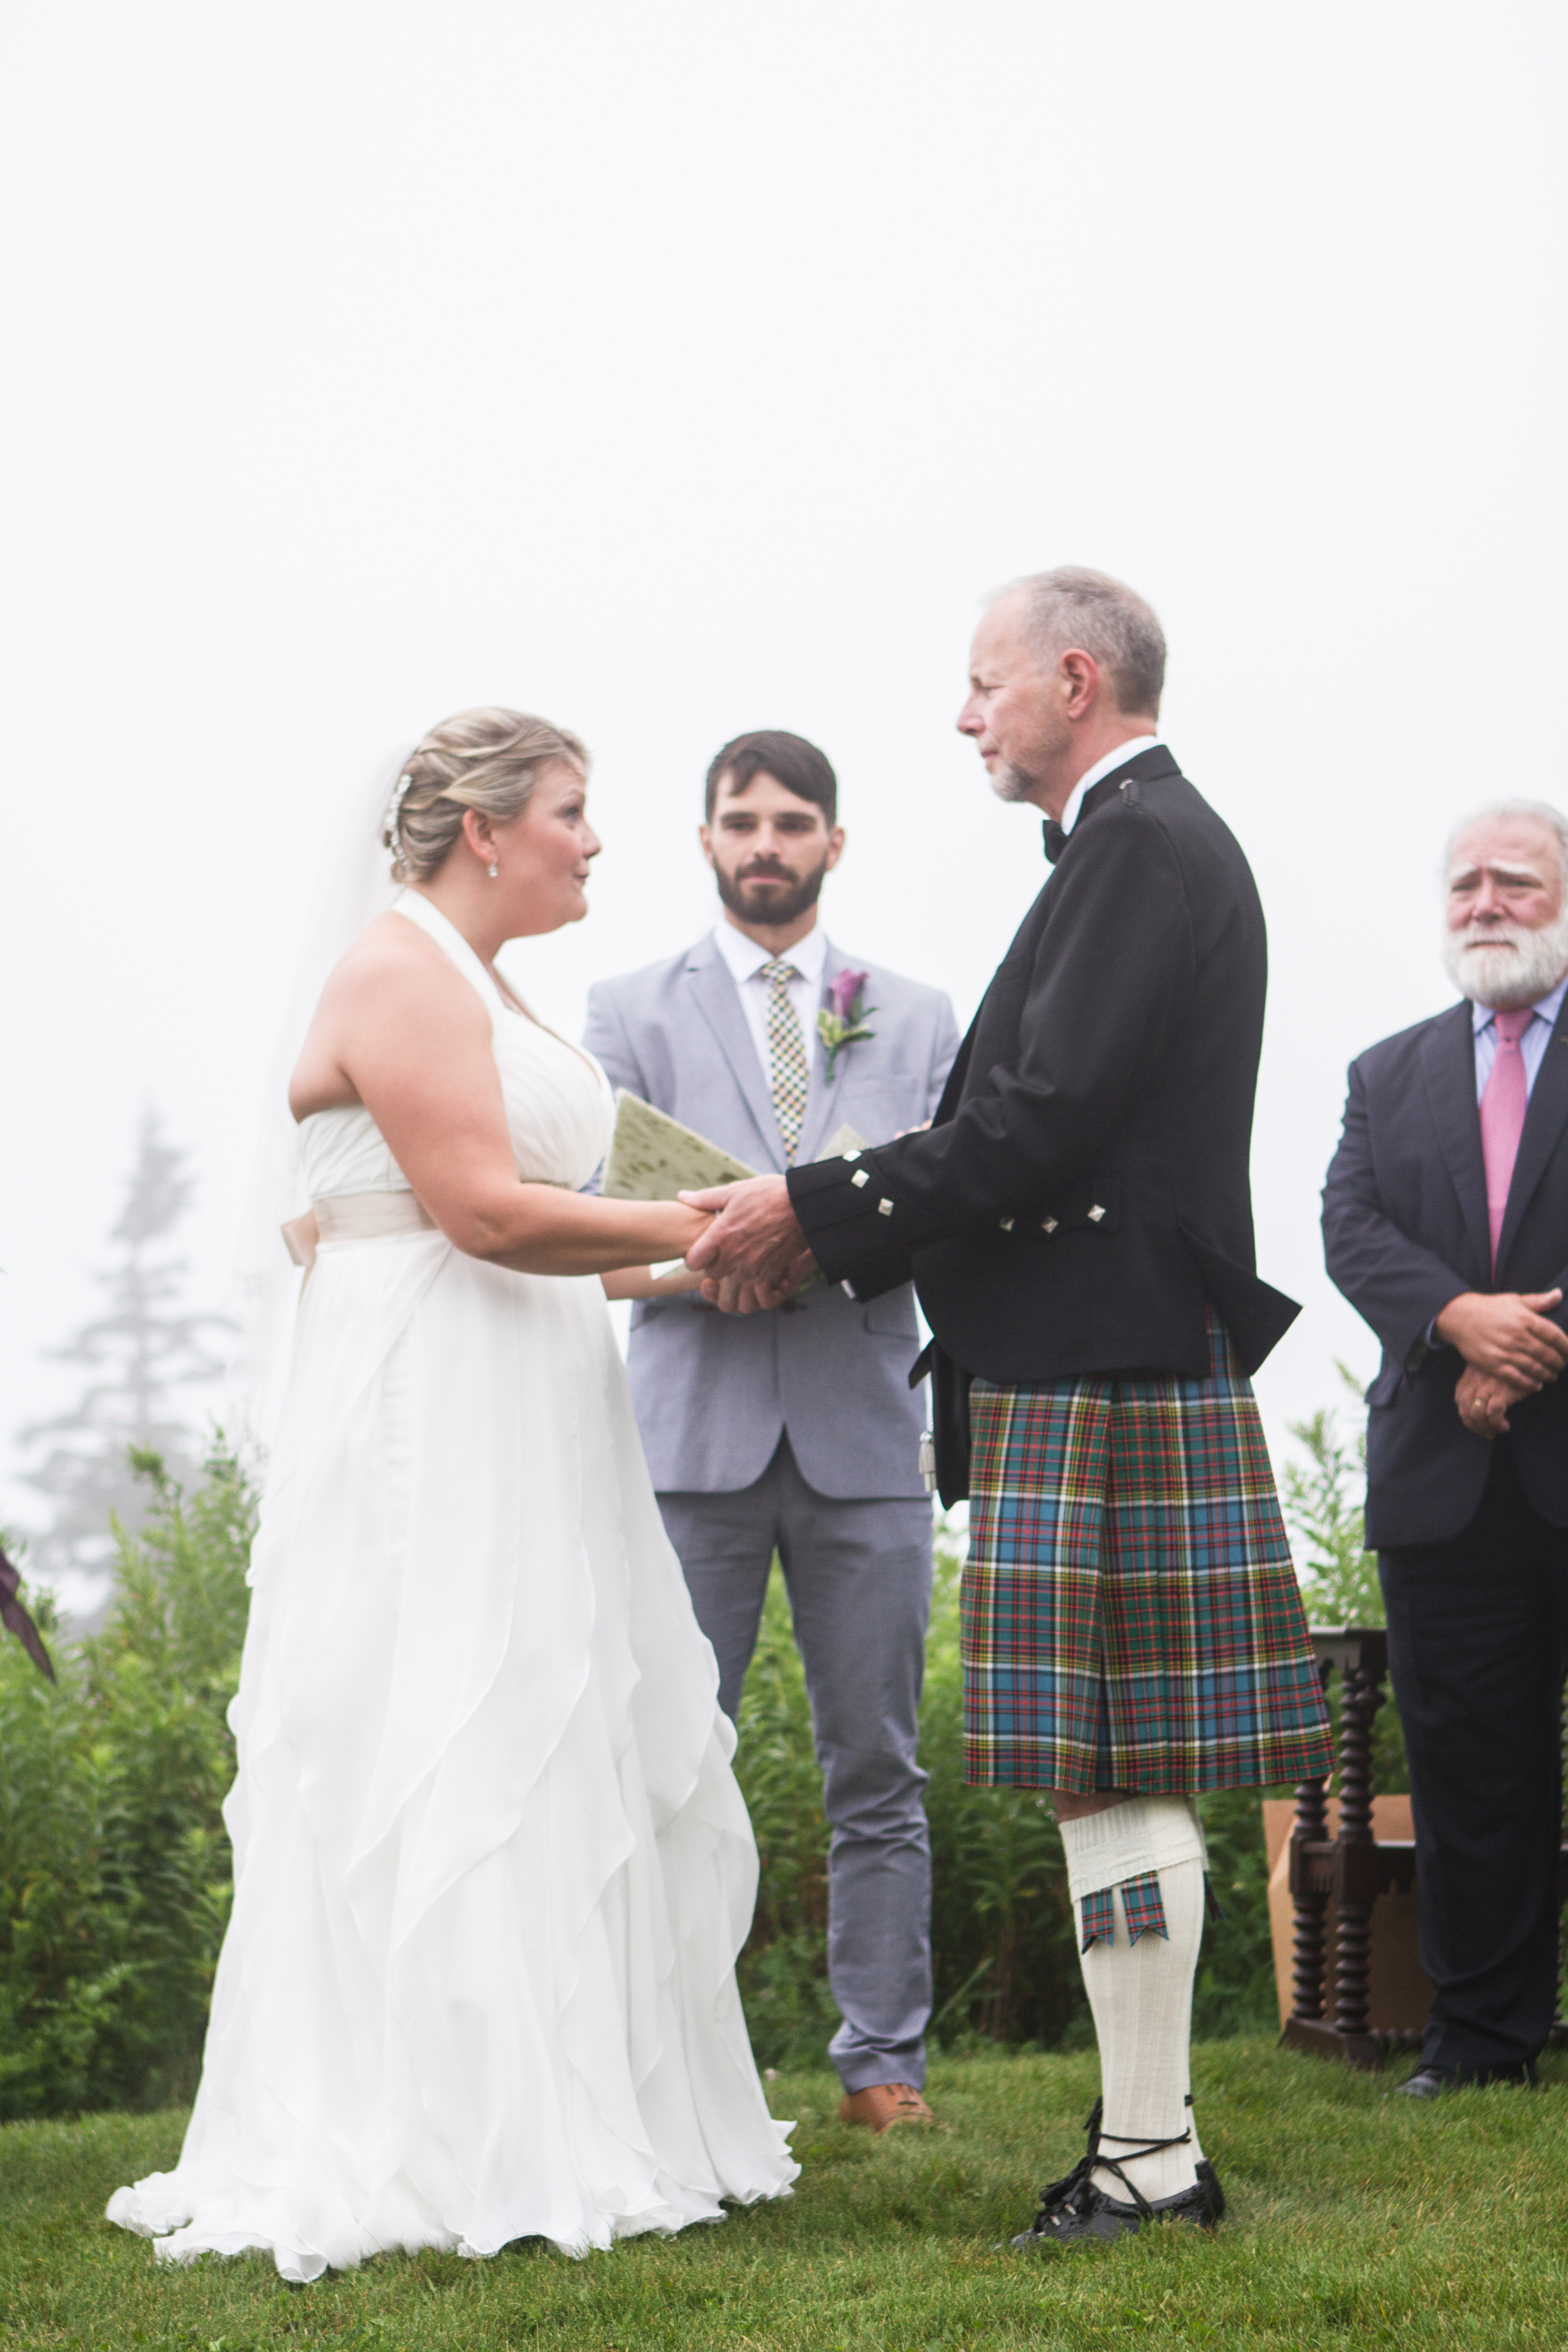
[1057,736,1163,840]
[1471,970,1568,1033]
[712,914,829,987]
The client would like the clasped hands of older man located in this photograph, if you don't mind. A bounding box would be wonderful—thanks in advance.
[1432,1286,1568,1438]
[680,1176,816,1312]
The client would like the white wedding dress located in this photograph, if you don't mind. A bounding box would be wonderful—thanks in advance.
[109,890,797,2279]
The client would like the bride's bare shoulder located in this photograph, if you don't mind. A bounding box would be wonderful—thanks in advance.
[312,911,485,1039]
[331,911,465,995]
[291,912,487,1118]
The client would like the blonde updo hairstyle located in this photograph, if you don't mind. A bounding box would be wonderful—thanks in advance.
[385,707,589,884]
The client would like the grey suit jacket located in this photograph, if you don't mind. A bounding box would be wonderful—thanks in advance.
[585,932,960,1498]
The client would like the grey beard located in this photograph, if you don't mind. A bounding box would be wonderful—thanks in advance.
[1443,905,1568,1008]
[716,855,829,928]
[988,760,1037,805]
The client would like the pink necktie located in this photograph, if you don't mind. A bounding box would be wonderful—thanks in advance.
[1480,1007,1534,1266]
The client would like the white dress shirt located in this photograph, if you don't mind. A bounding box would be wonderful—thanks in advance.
[1470,973,1568,1103]
[712,916,827,1086]
[1056,735,1163,840]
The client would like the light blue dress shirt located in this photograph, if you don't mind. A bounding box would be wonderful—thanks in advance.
[1470,974,1568,1103]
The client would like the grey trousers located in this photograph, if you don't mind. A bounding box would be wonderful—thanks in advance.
[657,1435,935,2094]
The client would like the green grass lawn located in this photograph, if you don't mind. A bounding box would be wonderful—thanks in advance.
[3,2040,1567,2351]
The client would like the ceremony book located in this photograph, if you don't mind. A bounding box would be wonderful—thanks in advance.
[602,1091,758,1200]
[601,1092,867,1280]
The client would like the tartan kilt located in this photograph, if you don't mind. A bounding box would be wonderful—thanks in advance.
[962,1311,1332,1794]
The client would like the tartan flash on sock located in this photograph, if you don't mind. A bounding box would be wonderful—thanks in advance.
[1121,1872,1168,1943]
[1079,1872,1170,1951]
[1079,1888,1116,1951]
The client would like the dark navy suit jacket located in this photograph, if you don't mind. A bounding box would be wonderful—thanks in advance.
[1322,995,1568,1549]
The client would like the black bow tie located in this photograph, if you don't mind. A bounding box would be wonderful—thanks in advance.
[1042,818,1067,865]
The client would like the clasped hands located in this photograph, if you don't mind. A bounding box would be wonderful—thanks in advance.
[1434,1288,1568,1437]
[674,1192,1568,1436]
[679,1177,818,1312]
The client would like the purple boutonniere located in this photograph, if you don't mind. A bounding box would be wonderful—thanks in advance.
[817,968,877,1079]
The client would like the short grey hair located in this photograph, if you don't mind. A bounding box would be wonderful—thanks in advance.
[1443,798,1568,883]
[994,566,1166,718]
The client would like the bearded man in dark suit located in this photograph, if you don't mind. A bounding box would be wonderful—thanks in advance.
[687,568,1331,2247]
[1323,802,1568,2097]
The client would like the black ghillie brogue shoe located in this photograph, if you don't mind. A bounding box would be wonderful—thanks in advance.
[1010,2100,1222,2250]
[1394,2058,1539,2100]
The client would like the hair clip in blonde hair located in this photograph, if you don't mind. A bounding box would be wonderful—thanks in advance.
[383,769,416,850]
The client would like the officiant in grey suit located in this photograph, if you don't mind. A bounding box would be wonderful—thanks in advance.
[584,728,959,2131]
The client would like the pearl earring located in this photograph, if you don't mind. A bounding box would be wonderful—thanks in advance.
[488,858,499,880]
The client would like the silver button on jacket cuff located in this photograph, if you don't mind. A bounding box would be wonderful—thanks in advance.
[830,1145,1113,1256]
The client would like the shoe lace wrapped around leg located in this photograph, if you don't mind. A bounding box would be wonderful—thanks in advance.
[1032,2097,1193,2227]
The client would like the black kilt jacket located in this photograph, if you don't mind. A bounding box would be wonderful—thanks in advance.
[786,745,1299,1503]
[1322,997,1568,1549]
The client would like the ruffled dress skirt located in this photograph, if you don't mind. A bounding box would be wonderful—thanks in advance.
[108,1233,797,2278]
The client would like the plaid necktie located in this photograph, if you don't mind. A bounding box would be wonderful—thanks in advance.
[760,958,809,1161]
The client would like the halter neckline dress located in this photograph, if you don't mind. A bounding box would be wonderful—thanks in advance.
[109,889,797,2278]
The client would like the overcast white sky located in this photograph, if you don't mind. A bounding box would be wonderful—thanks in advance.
[3,2,1564,1574]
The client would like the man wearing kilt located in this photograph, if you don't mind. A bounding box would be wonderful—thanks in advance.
[687,567,1333,2245]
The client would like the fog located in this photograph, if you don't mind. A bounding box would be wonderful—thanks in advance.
[3,1,1563,1573]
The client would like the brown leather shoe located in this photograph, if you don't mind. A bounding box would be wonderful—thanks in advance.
[839,2082,935,2133]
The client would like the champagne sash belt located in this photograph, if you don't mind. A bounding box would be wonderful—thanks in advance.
[282,1190,438,1273]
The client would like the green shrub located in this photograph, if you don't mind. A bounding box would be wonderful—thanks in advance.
[0,1392,1385,2114]
[1282,1369,1384,1629]
[0,1444,253,2119]
[729,1578,840,2069]
[734,1529,1084,2070]
[1190,1784,1288,2038]
[920,1531,1083,2052]
[1281,1377,1407,1794]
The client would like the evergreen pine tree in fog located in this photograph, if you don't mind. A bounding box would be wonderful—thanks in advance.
[17,1108,230,1617]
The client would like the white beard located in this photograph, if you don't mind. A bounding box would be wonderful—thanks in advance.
[1443,906,1568,1009]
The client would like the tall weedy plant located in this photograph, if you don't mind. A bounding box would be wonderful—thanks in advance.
[731,1523,1083,2068]
[1278,1369,1407,1796]
[0,1386,1387,2115]
[0,1444,253,2118]
[1280,1364,1384,1629]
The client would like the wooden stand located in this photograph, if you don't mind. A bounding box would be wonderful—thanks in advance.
[1281,1626,1568,2070]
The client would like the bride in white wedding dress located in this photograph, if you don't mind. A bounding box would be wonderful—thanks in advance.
[108,709,797,2279]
